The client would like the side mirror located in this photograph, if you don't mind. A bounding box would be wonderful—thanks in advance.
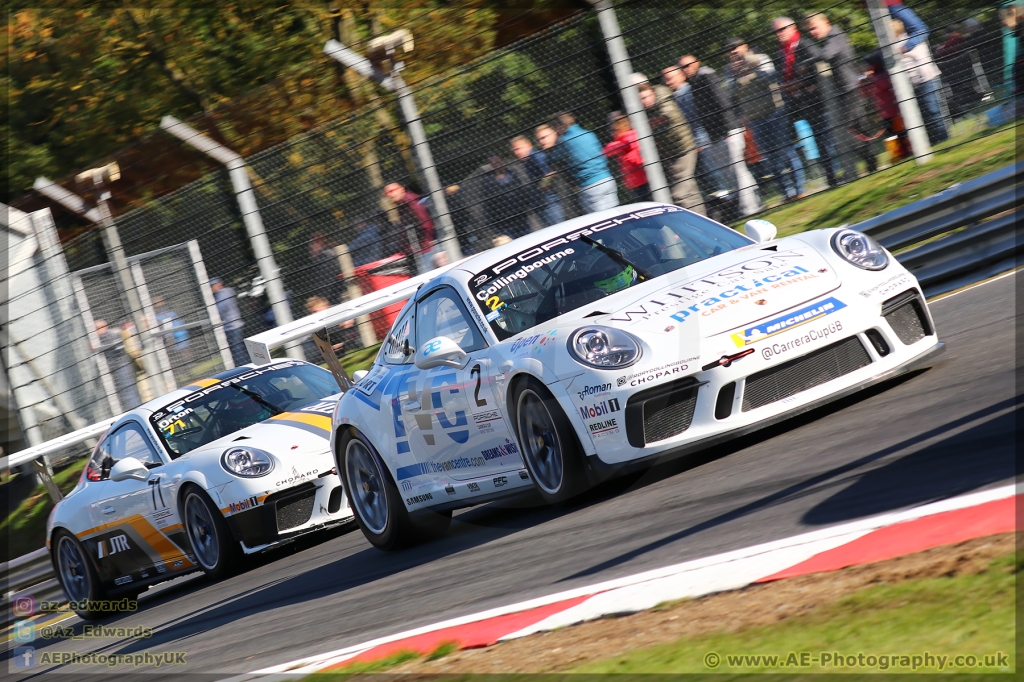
[743,219,778,243]
[352,369,369,383]
[414,336,467,370]
[110,457,150,482]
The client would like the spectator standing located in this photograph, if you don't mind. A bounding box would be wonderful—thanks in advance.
[725,43,806,201]
[859,51,911,161]
[602,111,651,202]
[152,295,190,366]
[546,112,619,214]
[510,135,565,227]
[806,12,878,179]
[773,17,840,188]
[679,55,760,215]
[1001,1,1024,98]
[211,277,248,368]
[383,182,437,270]
[893,18,949,144]
[302,296,358,360]
[480,155,534,240]
[637,81,706,214]
[93,319,141,410]
[348,215,384,268]
[309,233,345,304]
[661,64,728,195]
[935,23,982,118]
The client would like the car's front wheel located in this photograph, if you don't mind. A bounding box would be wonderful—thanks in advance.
[181,487,240,580]
[338,429,417,551]
[52,530,108,620]
[514,377,587,503]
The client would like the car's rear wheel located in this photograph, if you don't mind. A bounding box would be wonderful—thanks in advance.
[338,429,418,551]
[182,487,239,580]
[52,530,107,620]
[514,378,587,503]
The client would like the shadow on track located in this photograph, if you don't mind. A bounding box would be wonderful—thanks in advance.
[558,388,1018,583]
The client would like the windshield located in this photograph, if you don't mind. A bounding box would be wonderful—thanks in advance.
[471,206,751,339]
[149,361,339,458]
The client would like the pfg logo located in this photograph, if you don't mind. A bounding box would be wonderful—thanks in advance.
[579,398,621,421]
[576,383,611,400]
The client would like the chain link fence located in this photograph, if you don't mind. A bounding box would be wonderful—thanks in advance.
[5,0,1015,456]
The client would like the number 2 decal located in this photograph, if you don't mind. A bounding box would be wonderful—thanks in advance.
[470,364,487,407]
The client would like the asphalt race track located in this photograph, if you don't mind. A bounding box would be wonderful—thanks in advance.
[9,272,1018,681]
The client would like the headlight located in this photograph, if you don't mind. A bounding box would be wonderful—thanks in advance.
[221,447,274,478]
[569,326,641,369]
[830,229,888,270]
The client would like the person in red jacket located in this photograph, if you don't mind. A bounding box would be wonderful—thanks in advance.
[602,112,651,202]
[383,182,436,263]
[858,51,911,162]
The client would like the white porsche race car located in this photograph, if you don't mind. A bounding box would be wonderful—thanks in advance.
[47,360,352,619]
[331,203,943,550]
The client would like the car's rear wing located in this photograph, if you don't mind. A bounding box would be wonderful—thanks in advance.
[243,259,465,384]
[3,417,117,470]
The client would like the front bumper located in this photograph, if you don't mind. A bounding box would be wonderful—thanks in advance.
[576,287,943,470]
[225,473,352,552]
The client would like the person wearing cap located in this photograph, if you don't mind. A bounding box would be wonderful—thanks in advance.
[211,277,248,367]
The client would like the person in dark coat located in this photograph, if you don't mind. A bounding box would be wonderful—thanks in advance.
[348,216,384,267]
[773,16,839,187]
[678,56,735,195]
[806,12,877,177]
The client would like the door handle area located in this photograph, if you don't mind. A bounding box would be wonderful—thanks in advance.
[102,506,116,515]
[402,401,421,412]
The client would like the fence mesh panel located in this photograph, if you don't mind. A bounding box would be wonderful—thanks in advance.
[4,0,1014,458]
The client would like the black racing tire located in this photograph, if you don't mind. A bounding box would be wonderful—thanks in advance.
[180,486,241,580]
[51,530,108,621]
[513,376,588,503]
[337,428,418,551]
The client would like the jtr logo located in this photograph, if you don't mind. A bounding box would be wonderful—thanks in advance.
[97,534,130,559]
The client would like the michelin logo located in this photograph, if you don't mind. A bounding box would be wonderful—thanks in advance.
[732,297,846,347]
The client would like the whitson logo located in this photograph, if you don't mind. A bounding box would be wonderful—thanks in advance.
[732,297,847,347]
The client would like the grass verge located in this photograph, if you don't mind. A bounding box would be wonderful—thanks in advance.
[1,460,87,561]
[574,551,1017,674]
[301,539,1016,677]
[749,122,1018,237]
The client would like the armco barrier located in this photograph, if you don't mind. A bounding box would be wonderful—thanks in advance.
[855,162,1020,295]
[3,166,1018,622]
[1,548,64,627]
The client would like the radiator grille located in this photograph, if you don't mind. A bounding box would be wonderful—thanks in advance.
[883,293,931,345]
[276,489,316,531]
[624,378,701,447]
[742,337,871,411]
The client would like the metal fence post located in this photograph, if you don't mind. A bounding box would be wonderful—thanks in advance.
[159,116,303,360]
[865,0,933,164]
[590,0,671,204]
[33,177,170,396]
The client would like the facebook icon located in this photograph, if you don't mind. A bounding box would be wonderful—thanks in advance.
[13,646,36,668]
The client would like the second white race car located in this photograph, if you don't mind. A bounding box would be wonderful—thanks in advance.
[47,360,353,618]
[330,203,944,550]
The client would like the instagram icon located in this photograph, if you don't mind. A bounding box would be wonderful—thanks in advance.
[13,595,36,617]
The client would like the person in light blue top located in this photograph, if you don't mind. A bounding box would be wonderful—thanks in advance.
[540,112,619,214]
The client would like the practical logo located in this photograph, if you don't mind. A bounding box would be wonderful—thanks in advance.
[731,297,846,347]
[580,398,621,421]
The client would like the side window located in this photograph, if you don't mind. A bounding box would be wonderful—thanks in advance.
[382,312,415,365]
[89,423,163,481]
[416,288,486,353]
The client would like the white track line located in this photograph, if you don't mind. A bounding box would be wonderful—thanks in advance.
[222,483,1015,681]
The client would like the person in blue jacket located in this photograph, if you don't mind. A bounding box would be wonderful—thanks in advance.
[542,112,620,214]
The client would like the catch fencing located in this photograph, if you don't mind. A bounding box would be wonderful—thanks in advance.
[4,0,1015,457]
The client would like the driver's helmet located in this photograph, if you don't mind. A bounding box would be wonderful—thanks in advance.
[223,390,271,422]
[593,264,637,294]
